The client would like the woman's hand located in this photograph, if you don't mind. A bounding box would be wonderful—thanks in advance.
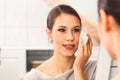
[74,35,93,69]
[73,35,93,80]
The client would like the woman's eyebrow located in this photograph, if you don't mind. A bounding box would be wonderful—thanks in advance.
[58,26,67,28]
[73,26,81,28]
[57,26,81,29]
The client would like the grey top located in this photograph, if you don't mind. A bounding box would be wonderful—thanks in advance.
[23,60,97,80]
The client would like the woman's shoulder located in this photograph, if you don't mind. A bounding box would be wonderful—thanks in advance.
[84,60,97,80]
[23,60,51,80]
[85,60,97,68]
[23,68,52,80]
[23,69,41,80]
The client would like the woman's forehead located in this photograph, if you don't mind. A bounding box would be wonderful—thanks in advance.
[53,13,81,27]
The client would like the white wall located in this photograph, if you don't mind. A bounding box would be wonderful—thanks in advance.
[1,0,51,49]
[0,0,50,80]
[69,0,98,23]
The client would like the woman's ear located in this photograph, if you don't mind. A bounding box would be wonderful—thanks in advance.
[100,9,110,32]
[46,28,52,40]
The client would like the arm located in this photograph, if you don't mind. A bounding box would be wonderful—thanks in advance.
[73,35,93,80]
[43,0,100,45]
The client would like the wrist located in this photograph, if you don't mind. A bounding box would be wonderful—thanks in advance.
[74,66,84,72]
[74,67,86,80]
[73,64,84,70]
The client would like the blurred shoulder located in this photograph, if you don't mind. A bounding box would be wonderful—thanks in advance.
[23,69,41,80]
[84,60,97,80]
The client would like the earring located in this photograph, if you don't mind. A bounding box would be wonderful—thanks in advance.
[49,39,53,43]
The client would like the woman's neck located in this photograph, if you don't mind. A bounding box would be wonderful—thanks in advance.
[50,53,75,71]
[116,54,120,73]
[112,24,120,73]
[37,52,75,77]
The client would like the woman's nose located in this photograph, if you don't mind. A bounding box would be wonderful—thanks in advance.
[66,32,74,41]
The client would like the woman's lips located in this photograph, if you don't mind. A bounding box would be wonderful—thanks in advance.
[63,44,75,50]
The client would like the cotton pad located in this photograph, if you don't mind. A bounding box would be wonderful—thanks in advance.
[80,28,88,45]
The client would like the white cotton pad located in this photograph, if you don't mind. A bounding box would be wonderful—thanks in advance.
[80,28,88,45]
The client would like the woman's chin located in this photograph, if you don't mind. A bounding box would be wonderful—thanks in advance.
[109,52,117,60]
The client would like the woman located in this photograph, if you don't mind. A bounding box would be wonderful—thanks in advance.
[97,0,120,79]
[24,4,97,80]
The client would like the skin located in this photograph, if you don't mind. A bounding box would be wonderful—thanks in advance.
[98,9,120,80]
[36,13,93,80]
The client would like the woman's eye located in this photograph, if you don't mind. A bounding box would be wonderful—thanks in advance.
[73,29,80,32]
[58,29,65,32]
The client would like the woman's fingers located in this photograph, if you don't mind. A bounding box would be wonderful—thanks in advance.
[88,35,93,53]
[79,38,84,54]
[83,34,93,58]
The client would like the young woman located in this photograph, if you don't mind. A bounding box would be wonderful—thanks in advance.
[97,0,120,79]
[23,4,97,80]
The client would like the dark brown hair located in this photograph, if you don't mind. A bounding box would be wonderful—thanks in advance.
[47,4,81,30]
[98,0,120,25]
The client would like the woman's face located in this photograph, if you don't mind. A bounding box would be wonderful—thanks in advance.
[48,13,81,57]
[98,10,116,59]
[98,20,116,59]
